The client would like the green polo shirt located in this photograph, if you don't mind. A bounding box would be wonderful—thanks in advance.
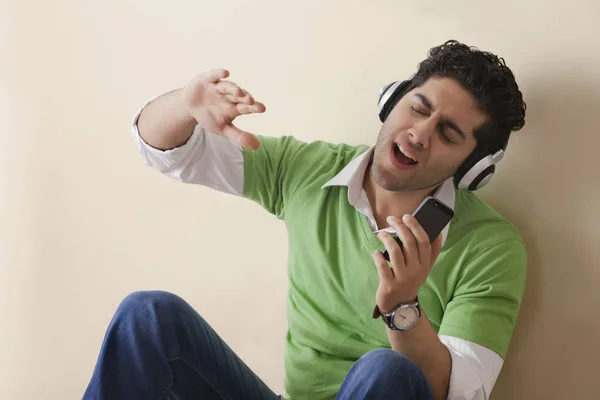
[242,135,527,400]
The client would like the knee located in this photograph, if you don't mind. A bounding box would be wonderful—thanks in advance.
[116,290,190,322]
[338,349,433,399]
[356,348,426,383]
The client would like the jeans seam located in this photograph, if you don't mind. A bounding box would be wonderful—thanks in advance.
[153,372,174,400]
[152,297,175,400]
[167,353,229,400]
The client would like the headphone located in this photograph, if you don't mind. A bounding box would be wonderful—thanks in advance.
[377,80,507,191]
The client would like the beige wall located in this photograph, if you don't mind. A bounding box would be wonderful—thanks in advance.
[1,0,599,398]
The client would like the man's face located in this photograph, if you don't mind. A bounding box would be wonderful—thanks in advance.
[371,77,487,192]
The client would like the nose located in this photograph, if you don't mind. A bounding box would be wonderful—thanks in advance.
[407,118,435,148]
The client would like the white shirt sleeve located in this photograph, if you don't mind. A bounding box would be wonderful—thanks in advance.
[131,97,245,196]
[439,335,504,400]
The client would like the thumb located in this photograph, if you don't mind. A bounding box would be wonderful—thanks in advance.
[221,124,261,150]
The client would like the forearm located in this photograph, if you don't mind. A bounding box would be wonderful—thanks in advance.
[387,311,451,400]
[137,88,197,151]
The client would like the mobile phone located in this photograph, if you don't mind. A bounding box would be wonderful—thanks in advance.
[382,196,454,261]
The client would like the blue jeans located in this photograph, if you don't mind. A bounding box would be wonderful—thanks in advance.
[83,291,434,400]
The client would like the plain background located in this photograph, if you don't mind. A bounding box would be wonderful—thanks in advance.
[1,0,599,399]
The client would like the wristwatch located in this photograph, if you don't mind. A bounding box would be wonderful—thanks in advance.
[372,298,421,331]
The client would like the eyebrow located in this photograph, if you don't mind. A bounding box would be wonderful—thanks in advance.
[414,93,466,141]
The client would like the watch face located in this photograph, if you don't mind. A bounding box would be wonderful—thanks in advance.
[392,305,419,330]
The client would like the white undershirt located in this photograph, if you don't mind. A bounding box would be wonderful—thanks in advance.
[131,98,505,399]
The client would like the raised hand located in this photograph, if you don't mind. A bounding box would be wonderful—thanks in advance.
[182,69,266,150]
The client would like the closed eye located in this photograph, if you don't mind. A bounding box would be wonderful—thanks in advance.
[410,106,427,116]
[411,106,457,144]
[438,130,455,144]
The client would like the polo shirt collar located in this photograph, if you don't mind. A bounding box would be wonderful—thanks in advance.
[321,147,456,242]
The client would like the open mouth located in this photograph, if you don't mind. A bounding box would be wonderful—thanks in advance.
[393,143,418,166]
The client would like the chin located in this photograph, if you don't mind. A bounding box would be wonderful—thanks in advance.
[372,164,448,193]
[371,164,411,192]
[378,178,414,192]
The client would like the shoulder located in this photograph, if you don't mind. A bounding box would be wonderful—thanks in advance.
[449,191,525,249]
[252,135,367,160]
[241,135,370,217]
[444,191,528,282]
[244,135,369,179]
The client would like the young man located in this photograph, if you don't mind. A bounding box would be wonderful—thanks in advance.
[83,40,527,400]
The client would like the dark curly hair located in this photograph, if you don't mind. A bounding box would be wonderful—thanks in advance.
[408,40,526,154]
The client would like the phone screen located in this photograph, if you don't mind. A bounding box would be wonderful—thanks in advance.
[381,197,454,261]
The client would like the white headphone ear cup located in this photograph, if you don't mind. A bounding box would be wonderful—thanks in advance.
[473,169,495,190]
[378,80,412,122]
[455,154,496,191]
[378,81,399,121]
[378,82,395,105]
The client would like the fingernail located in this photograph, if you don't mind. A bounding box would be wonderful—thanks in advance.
[402,214,412,223]
[386,216,395,223]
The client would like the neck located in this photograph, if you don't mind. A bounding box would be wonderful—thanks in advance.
[363,163,439,230]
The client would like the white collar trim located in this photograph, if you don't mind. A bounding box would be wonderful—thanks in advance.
[321,146,456,242]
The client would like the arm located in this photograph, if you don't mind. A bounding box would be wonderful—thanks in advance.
[137,69,264,152]
[373,215,525,400]
[440,335,504,400]
[385,310,451,400]
[384,320,505,400]
[373,214,450,399]
[132,108,245,195]
[132,70,310,218]
[387,313,504,400]
[131,69,266,192]
[136,88,197,151]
